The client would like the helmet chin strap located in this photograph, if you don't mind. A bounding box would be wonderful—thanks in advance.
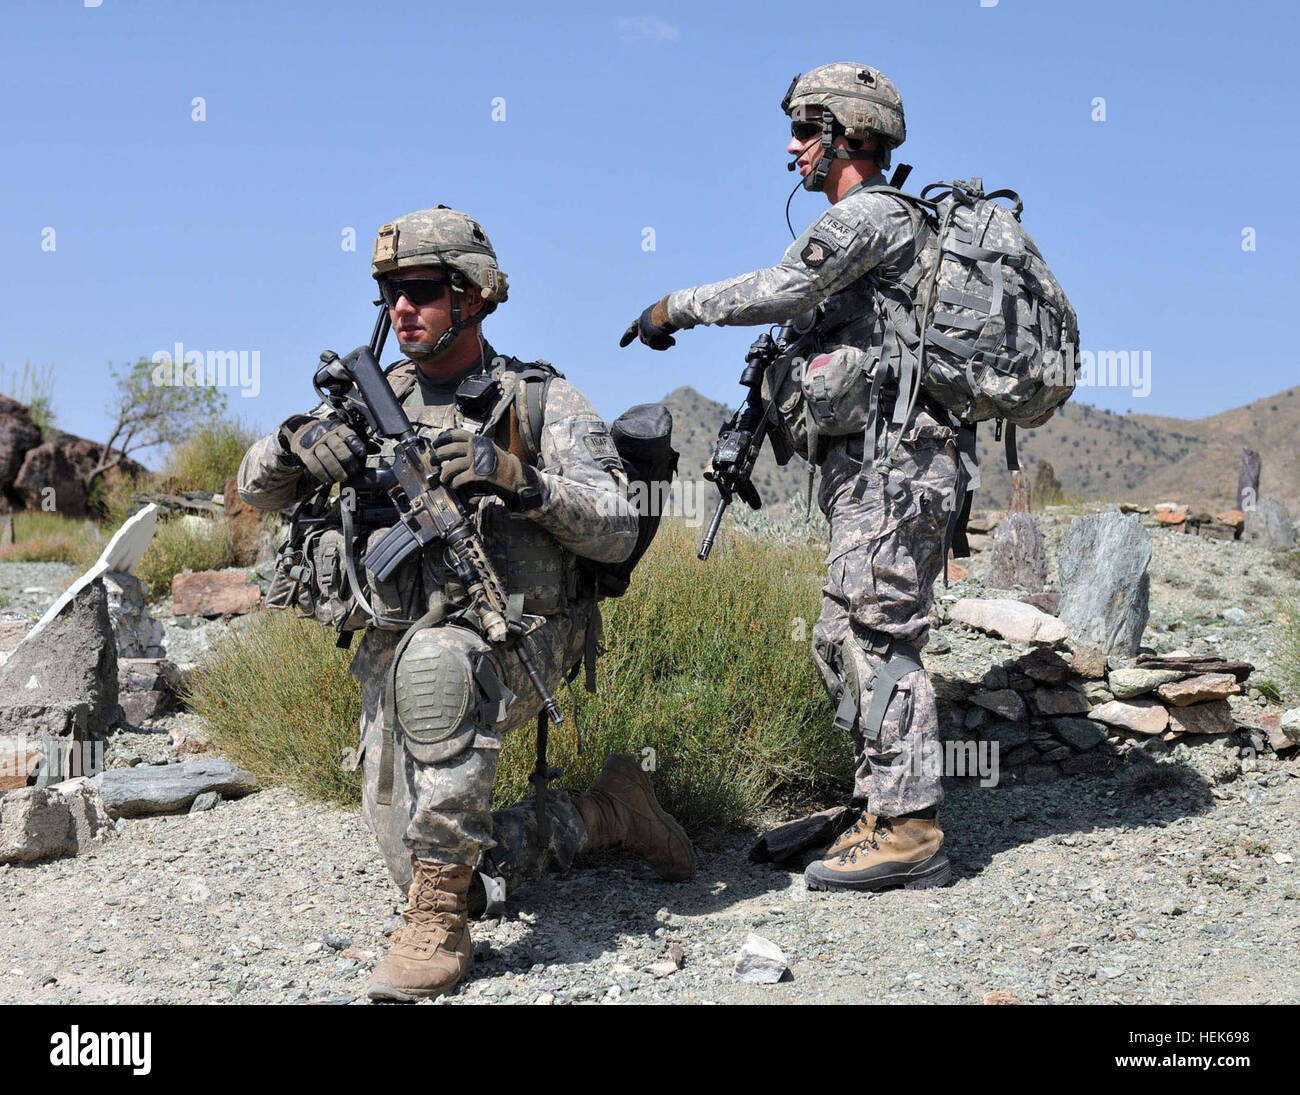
[399,275,492,360]
[792,113,881,192]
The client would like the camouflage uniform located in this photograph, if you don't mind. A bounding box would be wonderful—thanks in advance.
[665,174,956,816]
[238,345,638,892]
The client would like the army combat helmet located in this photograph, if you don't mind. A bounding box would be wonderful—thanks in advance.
[781,63,906,191]
[371,205,510,359]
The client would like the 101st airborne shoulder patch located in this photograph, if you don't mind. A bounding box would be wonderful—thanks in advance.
[801,238,832,268]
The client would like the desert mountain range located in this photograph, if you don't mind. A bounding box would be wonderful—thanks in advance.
[661,384,1300,517]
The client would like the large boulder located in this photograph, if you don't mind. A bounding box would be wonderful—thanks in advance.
[0,395,43,507]
[1057,511,1151,656]
[1243,498,1295,550]
[986,512,1048,592]
[0,578,121,739]
[12,434,146,517]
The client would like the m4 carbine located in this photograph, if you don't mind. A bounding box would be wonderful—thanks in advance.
[311,306,564,729]
[698,311,816,560]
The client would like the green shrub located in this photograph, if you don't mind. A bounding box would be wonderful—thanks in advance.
[161,418,260,495]
[187,610,362,806]
[189,520,852,834]
[1278,600,1300,704]
[495,520,849,834]
[0,362,57,438]
[136,517,239,599]
[0,511,102,567]
[1276,550,1300,581]
[88,469,154,528]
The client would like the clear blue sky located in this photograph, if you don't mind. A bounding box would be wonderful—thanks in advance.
[2,0,1296,465]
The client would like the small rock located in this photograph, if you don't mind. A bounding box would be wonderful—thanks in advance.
[1280,708,1300,745]
[1070,646,1109,679]
[1221,607,1250,625]
[733,933,788,984]
[189,792,221,813]
[980,990,1021,1005]
[324,932,351,951]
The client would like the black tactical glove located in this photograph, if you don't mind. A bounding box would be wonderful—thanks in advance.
[432,429,543,510]
[279,414,366,485]
[619,295,678,350]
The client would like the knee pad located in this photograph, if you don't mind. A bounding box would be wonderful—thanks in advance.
[393,628,511,764]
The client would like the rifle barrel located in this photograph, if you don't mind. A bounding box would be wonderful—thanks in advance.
[698,494,731,560]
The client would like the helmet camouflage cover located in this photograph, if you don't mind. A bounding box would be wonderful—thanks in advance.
[782,62,906,152]
[371,205,509,304]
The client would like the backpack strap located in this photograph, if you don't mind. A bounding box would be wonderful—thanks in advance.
[477,358,560,466]
[383,359,421,403]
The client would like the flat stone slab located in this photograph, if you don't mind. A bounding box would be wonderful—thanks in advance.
[749,807,857,864]
[1134,654,1254,682]
[1033,688,1090,715]
[171,570,261,617]
[1108,667,1187,700]
[972,689,1028,721]
[1087,698,1169,736]
[948,598,1068,645]
[1156,673,1240,706]
[1053,717,1106,751]
[1167,700,1238,736]
[93,759,258,818]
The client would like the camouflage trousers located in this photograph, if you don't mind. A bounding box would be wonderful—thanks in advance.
[811,408,959,816]
[352,602,592,895]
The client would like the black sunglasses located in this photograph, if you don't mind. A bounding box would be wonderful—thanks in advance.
[379,277,450,308]
[790,119,824,142]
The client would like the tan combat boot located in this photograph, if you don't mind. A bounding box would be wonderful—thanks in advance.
[367,858,474,1002]
[576,754,696,881]
[804,814,951,892]
[823,809,879,859]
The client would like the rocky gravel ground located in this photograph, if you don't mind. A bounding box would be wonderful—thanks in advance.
[2,523,1298,1007]
[2,750,1296,1005]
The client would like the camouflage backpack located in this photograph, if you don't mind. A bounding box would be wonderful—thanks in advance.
[860,176,1079,485]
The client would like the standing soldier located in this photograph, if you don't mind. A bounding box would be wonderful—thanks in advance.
[240,206,694,1001]
[621,64,956,892]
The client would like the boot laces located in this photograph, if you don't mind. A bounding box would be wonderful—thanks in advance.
[836,818,890,865]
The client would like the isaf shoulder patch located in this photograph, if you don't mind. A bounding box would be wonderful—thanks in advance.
[584,431,620,467]
[811,213,856,249]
